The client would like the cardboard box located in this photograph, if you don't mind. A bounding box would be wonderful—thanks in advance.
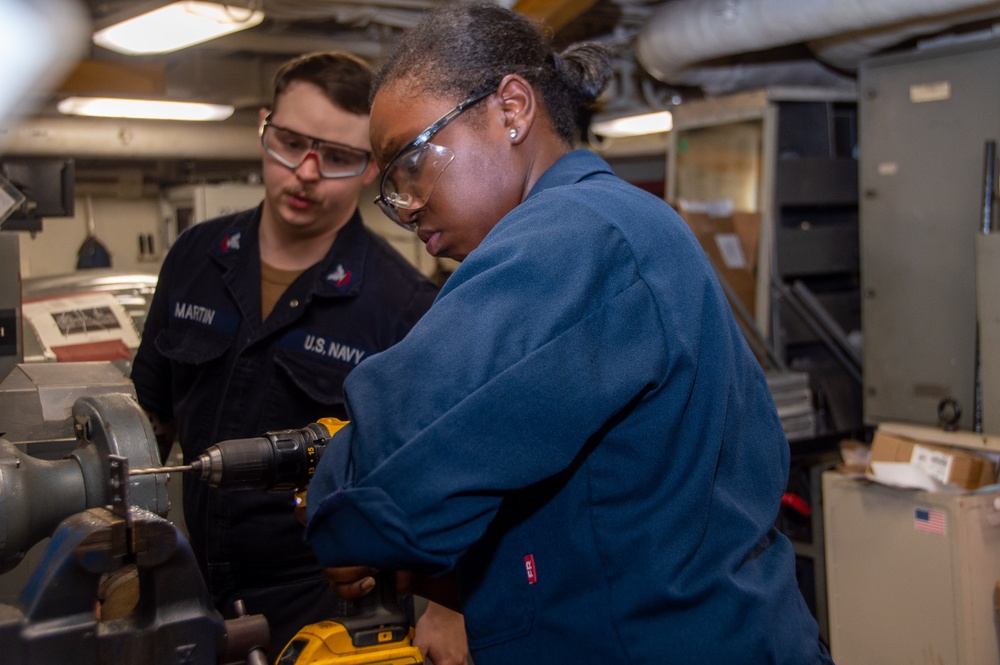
[675,206,760,317]
[835,438,871,475]
[867,430,999,490]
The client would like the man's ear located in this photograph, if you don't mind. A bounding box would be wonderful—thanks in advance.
[257,107,270,156]
[495,74,535,144]
[360,159,380,187]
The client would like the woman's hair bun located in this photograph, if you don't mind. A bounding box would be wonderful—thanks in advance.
[556,42,614,107]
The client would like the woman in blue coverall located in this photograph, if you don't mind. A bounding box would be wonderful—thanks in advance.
[305,3,834,663]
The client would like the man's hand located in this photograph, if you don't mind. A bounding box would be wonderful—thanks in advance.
[323,566,414,600]
[414,601,469,665]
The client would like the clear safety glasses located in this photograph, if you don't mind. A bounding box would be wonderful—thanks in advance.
[260,114,371,179]
[374,89,494,231]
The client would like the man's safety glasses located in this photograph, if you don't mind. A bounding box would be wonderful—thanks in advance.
[374,89,493,231]
[260,115,371,179]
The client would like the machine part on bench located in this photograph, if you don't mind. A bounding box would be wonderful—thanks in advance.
[0,392,168,574]
[0,365,270,663]
[233,600,270,665]
[0,362,137,459]
[0,506,270,665]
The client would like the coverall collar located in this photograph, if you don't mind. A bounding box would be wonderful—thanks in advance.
[524,149,616,201]
[208,204,370,335]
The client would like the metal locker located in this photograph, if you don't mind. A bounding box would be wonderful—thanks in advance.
[860,36,1000,432]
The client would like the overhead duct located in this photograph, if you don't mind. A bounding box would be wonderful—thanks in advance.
[0,116,261,160]
[811,8,1000,71]
[211,28,386,59]
[636,0,1000,94]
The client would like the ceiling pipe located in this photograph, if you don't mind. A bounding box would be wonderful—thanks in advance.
[261,0,434,29]
[636,0,1000,91]
[208,27,386,58]
[811,7,1000,70]
[0,116,261,160]
[668,60,855,97]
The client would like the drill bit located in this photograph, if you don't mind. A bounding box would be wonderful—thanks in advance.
[129,465,193,476]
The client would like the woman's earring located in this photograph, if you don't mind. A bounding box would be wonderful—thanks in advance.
[509,129,517,139]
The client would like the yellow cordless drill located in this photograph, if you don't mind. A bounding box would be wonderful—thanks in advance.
[134,418,424,664]
[275,568,422,665]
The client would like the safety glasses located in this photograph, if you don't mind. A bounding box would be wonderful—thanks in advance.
[374,89,493,230]
[260,114,371,179]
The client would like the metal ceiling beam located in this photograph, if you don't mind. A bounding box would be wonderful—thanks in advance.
[205,29,385,59]
[56,61,167,96]
[514,0,600,33]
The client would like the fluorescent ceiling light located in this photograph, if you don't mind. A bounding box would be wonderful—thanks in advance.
[93,1,264,55]
[58,97,234,121]
[591,110,673,138]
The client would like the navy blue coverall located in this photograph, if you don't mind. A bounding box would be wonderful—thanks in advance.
[307,151,833,664]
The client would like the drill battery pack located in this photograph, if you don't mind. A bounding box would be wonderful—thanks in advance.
[276,568,423,665]
[276,620,423,664]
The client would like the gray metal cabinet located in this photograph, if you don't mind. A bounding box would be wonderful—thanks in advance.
[823,472,1000,664]
[860,36,1000,433]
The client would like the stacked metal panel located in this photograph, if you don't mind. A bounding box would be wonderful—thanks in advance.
[766,370,817,441]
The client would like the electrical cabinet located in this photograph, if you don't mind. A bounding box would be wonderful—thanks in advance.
[860,35,1000,433]
[823,472,1000,664]
[162,182,263,248]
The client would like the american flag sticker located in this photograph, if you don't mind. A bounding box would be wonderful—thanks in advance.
[914,507,947,535]
[524,554,538,584]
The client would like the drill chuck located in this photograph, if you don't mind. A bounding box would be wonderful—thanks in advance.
[193,420,344,491]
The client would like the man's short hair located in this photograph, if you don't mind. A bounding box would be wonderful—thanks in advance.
[272,51,373,115]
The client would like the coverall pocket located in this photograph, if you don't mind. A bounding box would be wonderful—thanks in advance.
[153,327,234,457]
[459,551,536,651]
[268,351,350,423]
[154,325,232,365]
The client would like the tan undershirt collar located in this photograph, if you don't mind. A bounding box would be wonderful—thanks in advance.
[260,259,305,321]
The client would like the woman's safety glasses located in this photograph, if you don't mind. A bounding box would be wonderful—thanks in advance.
[374,89,493,231]
[260,115,371,179]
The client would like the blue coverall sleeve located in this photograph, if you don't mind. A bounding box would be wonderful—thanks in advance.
[305,205,670,573]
